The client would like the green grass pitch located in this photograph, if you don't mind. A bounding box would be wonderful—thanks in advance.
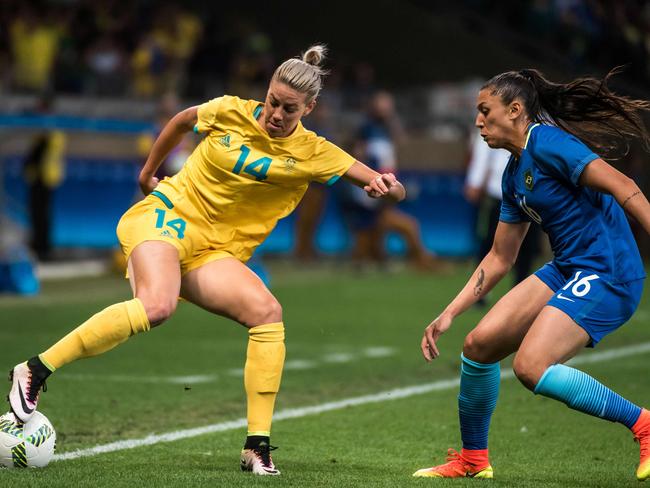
[0,261,648,487]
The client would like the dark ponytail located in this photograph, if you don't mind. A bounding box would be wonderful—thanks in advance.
[483,67,650,158]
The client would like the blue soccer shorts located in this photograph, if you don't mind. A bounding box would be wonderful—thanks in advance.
[535,261,644,347]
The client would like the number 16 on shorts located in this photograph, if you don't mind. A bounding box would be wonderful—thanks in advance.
[154,208,187,239]
[556,271,600,302]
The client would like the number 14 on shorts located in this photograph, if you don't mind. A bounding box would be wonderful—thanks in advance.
[154,208,187,239]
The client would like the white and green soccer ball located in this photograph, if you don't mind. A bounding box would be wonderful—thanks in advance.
[0,411,56,468]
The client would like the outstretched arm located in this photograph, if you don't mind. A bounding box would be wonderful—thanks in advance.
[421,220,529,361]
[139,106,198,195]
[579,158,650,235]
[342,160,406,202]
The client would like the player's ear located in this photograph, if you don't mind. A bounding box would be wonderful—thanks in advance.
[303,99,317,117]
[508,100,523,120]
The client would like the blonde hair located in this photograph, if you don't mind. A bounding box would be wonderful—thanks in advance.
[272,44,328,103]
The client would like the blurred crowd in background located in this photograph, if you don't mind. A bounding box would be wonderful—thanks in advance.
[2,1,650,100]
[2,0,650,294]
[458,0,650,87]
[0,0,380,104]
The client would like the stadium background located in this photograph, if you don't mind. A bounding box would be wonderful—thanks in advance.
[3,0,650,285]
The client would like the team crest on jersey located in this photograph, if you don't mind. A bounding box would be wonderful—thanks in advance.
[524,169,534,191]
[284,157,297,173]
[218,134,231,148]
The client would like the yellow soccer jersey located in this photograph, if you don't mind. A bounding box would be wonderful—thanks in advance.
[154,95,356,262]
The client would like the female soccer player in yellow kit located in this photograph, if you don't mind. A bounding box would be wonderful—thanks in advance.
[7,45,406,475]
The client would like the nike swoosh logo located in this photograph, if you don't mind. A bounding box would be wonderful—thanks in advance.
[17,384,34,414]
[556,293,575,302]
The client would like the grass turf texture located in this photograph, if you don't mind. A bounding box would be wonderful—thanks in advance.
[0,261,648,487]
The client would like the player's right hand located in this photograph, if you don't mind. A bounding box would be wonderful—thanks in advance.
[139,174,159,196]
[421,313,453,361]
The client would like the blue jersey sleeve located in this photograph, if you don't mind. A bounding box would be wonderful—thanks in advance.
[499,157,526,223]
[499,191,526,223]
[529,126,598,186]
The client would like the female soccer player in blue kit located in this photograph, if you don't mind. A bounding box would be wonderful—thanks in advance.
[414,68,650,481]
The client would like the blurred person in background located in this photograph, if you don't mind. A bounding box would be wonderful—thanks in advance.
[23,94,66,261]
[131,32,167,98]
[339,90,438,270]
[464,130,542,305]
[131,4,203,98]
[9,6,62,93]
[227,19,274,101]
[293,98,337,261]
[7,45,405,476]
[344,61,377,112]
[84,33,127,96]
[416,68,650,481]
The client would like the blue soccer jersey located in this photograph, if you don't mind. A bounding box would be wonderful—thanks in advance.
[499,123,645,284]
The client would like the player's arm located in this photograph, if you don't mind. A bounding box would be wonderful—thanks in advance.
[579,158,650,235]
[421,220,529,361]
[342,160,406,202]
[139,106,199,195]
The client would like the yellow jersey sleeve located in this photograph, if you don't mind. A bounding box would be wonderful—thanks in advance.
[194,97,226,133]
[310,139,356,186]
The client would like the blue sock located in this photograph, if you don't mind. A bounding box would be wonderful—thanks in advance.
[458,353,500,450]
[534,364,641,428]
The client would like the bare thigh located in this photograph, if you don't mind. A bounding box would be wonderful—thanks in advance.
[463,274,555,363]
[513,306,590,390]
[127,240,182,326]
[180,257,282,327]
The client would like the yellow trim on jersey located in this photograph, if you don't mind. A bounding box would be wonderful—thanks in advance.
[524,123,541,149]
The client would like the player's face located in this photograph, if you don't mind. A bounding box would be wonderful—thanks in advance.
[475,88,514,149]
[262,80,316,137]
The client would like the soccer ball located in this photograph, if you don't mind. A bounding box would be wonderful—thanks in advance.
[0,411,56,468]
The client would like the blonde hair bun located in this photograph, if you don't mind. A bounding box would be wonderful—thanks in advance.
[302,44,327,67]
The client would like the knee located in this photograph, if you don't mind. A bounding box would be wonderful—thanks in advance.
[137,294,177,327]
[512,352,549,391]
[462,329,493,363]
[240,294,283,327]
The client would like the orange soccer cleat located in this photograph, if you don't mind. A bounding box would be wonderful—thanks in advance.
[413,448,493,478]
[633,409,650,481]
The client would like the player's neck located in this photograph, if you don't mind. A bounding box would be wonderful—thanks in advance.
[506,121,531,158]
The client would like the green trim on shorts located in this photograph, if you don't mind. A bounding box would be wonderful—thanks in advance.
[151,190,174,209]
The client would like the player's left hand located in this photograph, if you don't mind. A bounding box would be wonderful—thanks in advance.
[364,173,397,198]
[139,174,160,196]
[421,313,453,361]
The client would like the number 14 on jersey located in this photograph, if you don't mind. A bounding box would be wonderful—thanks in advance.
[232,145,272,181]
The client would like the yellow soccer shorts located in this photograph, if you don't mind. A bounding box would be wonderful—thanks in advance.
[116,190,235,275]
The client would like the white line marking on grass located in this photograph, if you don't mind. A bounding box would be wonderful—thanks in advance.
[226,368,244,377]
[53,341,650,462]
[58,374,218,385]
[283,359,318,370]
[60,346,392,383]
[363,347,396,358]
[322,352,355,363]
[566,342,650,365]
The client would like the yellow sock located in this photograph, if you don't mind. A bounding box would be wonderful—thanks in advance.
[245,322,285,436]
[40,298,150,370]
